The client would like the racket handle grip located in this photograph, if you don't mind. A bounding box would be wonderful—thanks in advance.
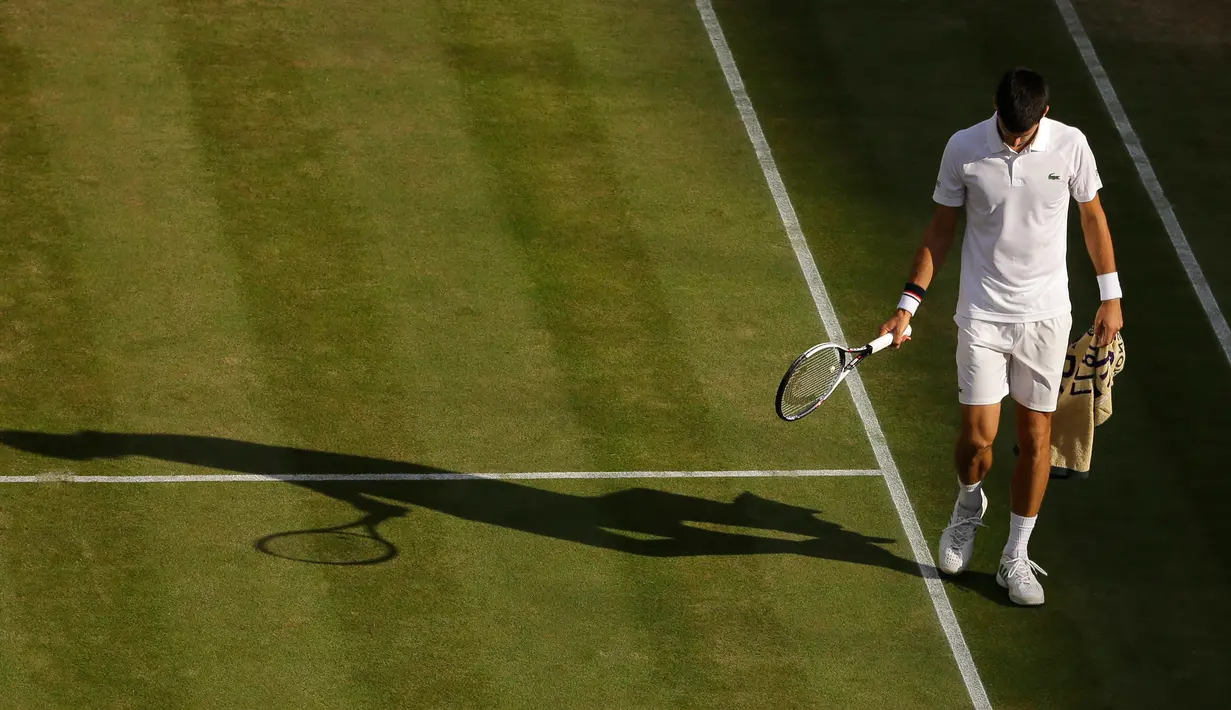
[869,324,912,354]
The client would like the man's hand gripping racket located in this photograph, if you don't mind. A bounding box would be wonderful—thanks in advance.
[775,325,912,422]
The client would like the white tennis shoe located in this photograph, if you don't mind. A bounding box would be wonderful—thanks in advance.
[997,555,1048,606]
[937,490,987,575]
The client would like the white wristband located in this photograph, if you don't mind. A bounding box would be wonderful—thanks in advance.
[897,293,920,315]
[1097,272,1122,301]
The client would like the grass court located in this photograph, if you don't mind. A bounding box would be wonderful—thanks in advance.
[0,0,1229,707]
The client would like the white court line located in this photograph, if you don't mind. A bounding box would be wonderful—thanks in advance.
[0,469,883,484]
[693,2,991,709]
[1054,0,1231,369]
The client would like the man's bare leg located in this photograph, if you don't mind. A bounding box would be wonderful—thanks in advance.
[1010,403,1052,517]
[996,402,1053,606]
[938,403,1000,575]
[955,403,1000,487]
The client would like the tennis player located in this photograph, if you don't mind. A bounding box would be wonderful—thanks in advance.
[879,68,1124,605]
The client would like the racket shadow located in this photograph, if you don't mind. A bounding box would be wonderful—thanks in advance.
[0,429,919,577]
[254,498,408,566]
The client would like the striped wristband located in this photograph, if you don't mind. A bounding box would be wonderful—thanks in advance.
[1097,272,1122,301]
[897,282,926,315]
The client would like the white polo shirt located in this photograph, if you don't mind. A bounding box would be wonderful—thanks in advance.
[933,115,1102,323]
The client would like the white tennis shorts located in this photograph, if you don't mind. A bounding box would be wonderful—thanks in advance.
[955,314,1072,412]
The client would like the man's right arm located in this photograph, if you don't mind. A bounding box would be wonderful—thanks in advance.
[879,203,961,345]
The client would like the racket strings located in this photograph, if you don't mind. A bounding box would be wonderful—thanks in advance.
[780,347,845,417]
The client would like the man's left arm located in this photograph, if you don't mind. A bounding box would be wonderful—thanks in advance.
[1078,194,1124,347]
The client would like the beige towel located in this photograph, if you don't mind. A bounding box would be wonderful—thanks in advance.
[1050,328,1126,475]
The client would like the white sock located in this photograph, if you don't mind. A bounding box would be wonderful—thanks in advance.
[1003,513,1037,559]
[957,479,983,511]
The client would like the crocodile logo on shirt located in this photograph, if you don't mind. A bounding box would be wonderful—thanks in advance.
[1048,172,1061,180]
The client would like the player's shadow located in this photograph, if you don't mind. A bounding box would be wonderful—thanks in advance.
[0,429,922,576]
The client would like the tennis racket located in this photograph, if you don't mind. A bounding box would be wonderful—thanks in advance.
[775,325,911,422]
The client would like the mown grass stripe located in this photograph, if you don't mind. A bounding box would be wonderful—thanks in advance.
[280,2,596,473]
[0,25,94,709]
[433,1,745,697]
[166,0,421,454]
[0,10,199,707]
[437,2,721,472]
[162,2,448,705]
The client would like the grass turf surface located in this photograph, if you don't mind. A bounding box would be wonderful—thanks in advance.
[0,471,964,709]
[1,0,1230,707]
[716,0,1231,706]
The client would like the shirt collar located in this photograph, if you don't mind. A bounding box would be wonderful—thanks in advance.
[986,113,1052,153]
[1031,118,1052,151]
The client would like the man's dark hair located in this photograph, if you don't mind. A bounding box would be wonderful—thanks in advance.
[995,68,1049,133]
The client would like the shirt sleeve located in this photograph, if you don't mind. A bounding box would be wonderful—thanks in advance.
[932,134,965,207]
[1069,133,1102,203]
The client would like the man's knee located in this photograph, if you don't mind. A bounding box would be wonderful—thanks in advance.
[1016,409,1052,459]
[959,430,996,453]
[958,404,1000,454]
[1016,435,1049,460]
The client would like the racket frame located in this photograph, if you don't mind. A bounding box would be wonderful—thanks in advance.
[775,327,909,422]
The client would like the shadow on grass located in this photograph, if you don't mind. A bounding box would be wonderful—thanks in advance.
[943,571,1019,608]
[0,429,920,576]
